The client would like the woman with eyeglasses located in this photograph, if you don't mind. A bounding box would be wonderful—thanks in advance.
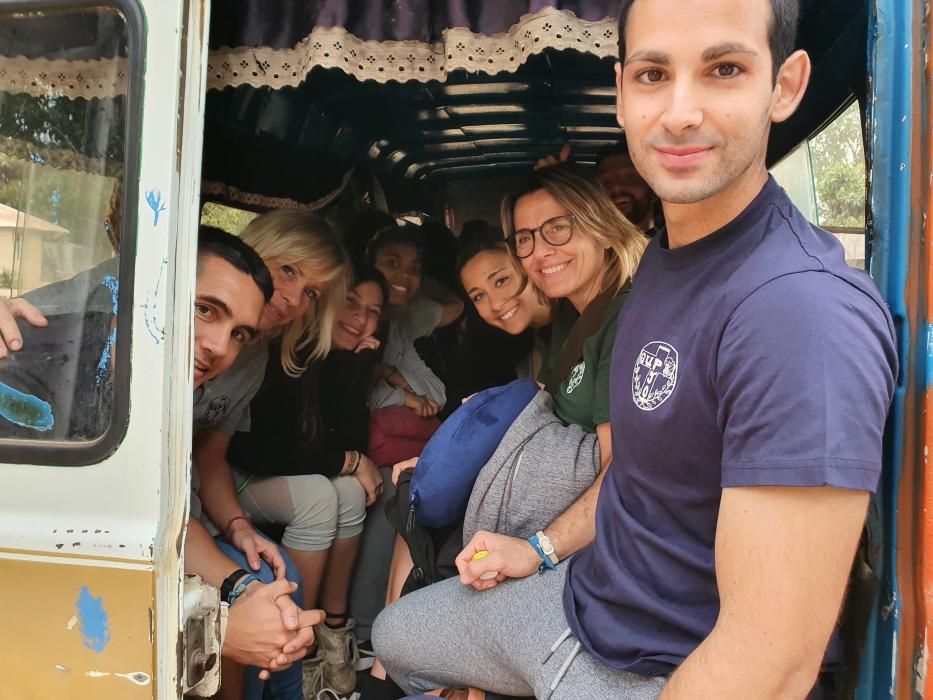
[501,162,647,442]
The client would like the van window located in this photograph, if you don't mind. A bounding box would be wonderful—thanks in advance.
[0,4,139,459]
[770,101,866,268]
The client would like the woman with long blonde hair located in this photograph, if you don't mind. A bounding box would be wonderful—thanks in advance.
[193,210,379,699]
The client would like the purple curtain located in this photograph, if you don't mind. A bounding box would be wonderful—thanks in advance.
[209,0,619,49]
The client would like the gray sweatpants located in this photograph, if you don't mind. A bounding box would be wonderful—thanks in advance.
[372,563,665,699]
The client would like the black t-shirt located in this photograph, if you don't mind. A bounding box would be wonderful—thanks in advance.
[228,343,376,477]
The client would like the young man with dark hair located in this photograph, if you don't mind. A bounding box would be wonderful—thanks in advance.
[372,1,897,698]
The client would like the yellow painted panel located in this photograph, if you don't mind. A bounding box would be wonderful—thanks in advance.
[0,555,156,699]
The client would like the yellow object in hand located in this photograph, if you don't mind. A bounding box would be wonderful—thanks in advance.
[471,550,498,580]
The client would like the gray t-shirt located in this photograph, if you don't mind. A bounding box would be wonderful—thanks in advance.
[191,341,268,525]
[193,341,268,436]
[370,295,446,409]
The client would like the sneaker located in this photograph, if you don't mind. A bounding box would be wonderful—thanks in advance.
[302,653,326,698]
[313,619,360,694]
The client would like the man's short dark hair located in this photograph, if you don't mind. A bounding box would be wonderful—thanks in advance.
[616,0,800,80]
[197,225,274,303]
[595,136,631,170]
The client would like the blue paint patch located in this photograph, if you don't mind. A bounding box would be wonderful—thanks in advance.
[100,276,119,315]
[28,152,45,164]
[145,189,167,227]
[76,586,110,653]
[0,381,53,431]
[95,328,117,387]
[95,276,120,386]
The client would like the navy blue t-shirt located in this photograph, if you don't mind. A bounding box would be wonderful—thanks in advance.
[562,177,897,676]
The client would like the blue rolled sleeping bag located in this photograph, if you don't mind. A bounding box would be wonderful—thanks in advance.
[409,378,539,528]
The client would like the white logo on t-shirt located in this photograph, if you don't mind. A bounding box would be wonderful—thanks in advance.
[566,361,585,394]
[632,341,678,411]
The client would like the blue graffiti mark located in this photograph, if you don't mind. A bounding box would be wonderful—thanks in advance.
[76,587,111,653]
[51,189,61,206]
[95,276,119,387]
[145,189,167,227]
[101,276,119,315]
[29,152,45,164]
[0,381,53,431]
[96,328,117,387]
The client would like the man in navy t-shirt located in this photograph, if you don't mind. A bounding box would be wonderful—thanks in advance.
[372,1,897,697]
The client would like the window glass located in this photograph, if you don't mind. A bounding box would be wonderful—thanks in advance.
[0,6,130,444]
[771,101,866,269]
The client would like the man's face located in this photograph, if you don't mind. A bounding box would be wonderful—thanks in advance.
[597,151,655,228]
[193,254,264,388]
[616,0,778,205]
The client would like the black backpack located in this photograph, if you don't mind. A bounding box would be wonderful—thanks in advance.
[385,469,462,595]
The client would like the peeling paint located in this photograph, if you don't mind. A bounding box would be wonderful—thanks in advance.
[54,664,69,673]
[0,381,53,431]
[143,258,168,344]
[76,587,111,653]
[66,615,77,631]
[85,670,151,685]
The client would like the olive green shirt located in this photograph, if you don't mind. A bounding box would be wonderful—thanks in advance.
[539,293,627,432]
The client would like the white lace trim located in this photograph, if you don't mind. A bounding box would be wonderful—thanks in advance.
[207,7,617,90]
[0,8,617,100]
[0,55,128,100]
[201,167,355,212]
[0,136,120,177]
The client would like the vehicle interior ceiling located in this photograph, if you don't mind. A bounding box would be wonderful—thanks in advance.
[201,0,867,240]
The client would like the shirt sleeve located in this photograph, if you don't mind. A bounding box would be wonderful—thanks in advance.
[24,257,120,315]
[718,271,897,492]
[591,311,620,427]
[369,379,406,409]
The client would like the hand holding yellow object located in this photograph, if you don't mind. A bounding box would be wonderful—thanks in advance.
[472,550,499,580]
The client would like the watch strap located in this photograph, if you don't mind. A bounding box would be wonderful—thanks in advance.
[535,530,559,566]
[528,534,556,573]
[220,568,250,605]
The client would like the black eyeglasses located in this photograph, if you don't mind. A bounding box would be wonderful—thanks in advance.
[507,215,575,259]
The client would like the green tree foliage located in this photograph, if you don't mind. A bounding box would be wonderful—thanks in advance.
[808,103,865,228]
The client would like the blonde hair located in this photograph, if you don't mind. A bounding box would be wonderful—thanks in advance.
[500,163,647,296]
[240,209,350,377]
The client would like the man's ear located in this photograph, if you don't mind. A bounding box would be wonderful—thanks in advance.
[614,62,626,129]
[771,49,811,123]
